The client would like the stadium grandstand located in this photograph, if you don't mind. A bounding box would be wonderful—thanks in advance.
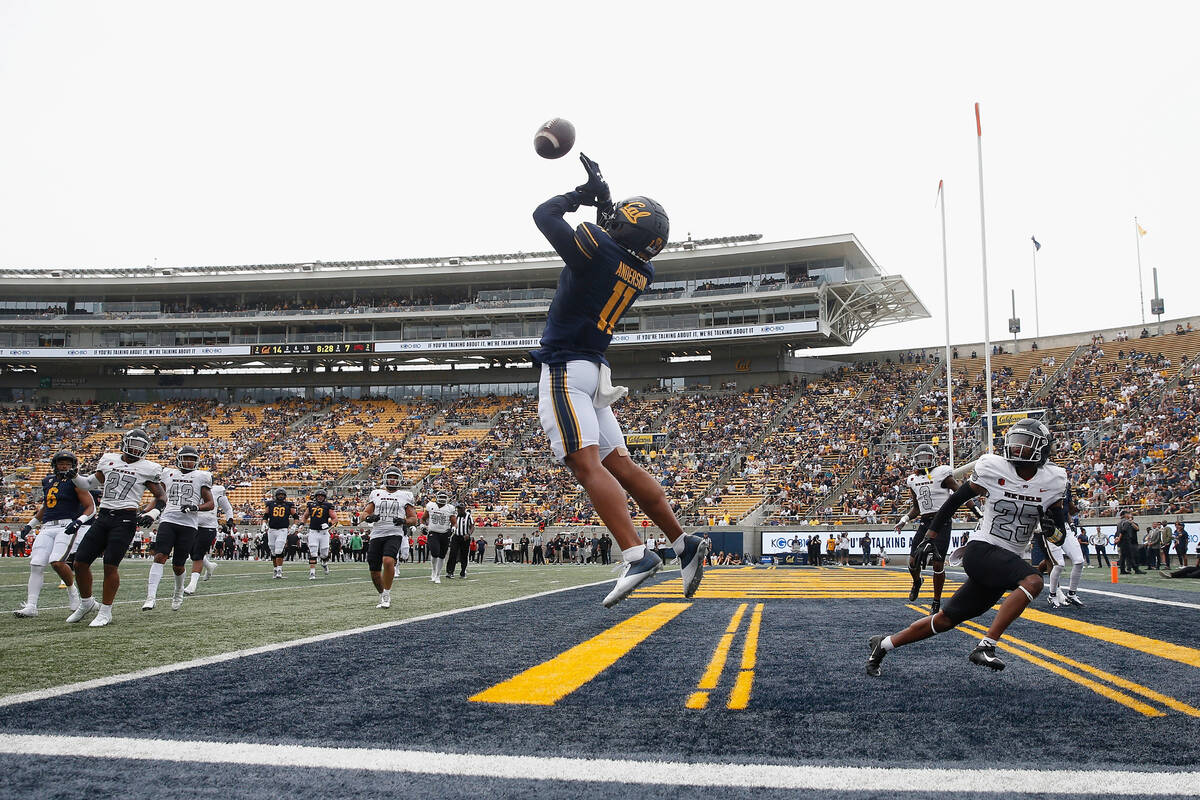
[3,236,1199,560]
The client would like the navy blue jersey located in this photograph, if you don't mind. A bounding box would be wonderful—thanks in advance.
[530,193,654,366]
[41,474,87,523]
[264,499,296,529]
[305,500,334,529]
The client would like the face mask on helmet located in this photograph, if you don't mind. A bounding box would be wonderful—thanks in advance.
[912,447,936,470]
[53,453,78,480]
[275,490,287,502]
[385,470,402,490]
[603,196,669,263]
[121,431,152,459]
[1004,422,1049,465]
[177,449,200,472]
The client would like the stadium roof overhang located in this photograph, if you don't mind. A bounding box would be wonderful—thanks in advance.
[823,275,930,344]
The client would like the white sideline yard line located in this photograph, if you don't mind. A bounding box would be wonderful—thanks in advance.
[941,568,1200,610]
[0,734,1194,795]
[0,578,617,709]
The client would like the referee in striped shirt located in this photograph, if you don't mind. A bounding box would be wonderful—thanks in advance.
[446,504,473,580]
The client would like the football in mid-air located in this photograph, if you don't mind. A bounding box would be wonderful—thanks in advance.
[534,117,575,159]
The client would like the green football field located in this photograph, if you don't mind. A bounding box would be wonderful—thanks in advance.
[0,556,627,697]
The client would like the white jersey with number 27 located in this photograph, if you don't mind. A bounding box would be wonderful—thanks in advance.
[969,453,1068,557]
[96,452,163,512]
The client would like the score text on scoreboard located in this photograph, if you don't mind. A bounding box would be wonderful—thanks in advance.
[251,342,376,356]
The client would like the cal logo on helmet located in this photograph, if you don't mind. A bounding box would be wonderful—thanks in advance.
[619,201,652,224]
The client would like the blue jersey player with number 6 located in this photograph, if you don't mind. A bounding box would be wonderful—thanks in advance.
[531,154,708,608]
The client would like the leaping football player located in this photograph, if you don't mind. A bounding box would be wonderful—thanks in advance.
[69,428,167,627]
[531,154,707,607]
[263,488,299,579]
[13,451,94,618]
[184,477,235,596]
[1045,485,1086,609]
[867,419,1067,675]
[143,445,214,611]
[361,466,417,608]
[301,488,336,580]
[895,444,977,614]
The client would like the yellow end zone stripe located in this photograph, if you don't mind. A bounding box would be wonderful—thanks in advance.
[907,605,1166,718]
[470,603,690,706]
[1021,608,1200,669]
[698,603,747,690]
[728,603,764,710]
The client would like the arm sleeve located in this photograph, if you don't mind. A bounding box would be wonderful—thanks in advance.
[533,193,588,266]
[930,482,980,532]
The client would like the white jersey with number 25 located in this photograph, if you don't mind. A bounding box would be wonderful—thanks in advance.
[969,453,1068,557]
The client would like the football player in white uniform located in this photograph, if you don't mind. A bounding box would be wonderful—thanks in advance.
[361,467,417,608]
[895,444,975,614]
[184,480,235,596]
[868,419,1067,675]
[143,446,214,611]
[69,428,168,627]
[13,451,94,617]
[424,491,457,584]
[1045,487,1086,609]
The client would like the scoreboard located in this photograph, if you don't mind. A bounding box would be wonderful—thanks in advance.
[251,342,376,356]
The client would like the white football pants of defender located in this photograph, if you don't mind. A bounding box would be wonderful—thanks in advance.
[1048,530,1085,596]
[28,520,83,567]
[269,528,289,558]
[307,531,331,560]
[537,361,626,462]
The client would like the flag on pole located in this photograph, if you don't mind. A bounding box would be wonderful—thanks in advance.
[1031,236,1041,251]
[1137,223,1148,237]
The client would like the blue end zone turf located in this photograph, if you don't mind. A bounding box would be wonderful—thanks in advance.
[0,568,1197,798]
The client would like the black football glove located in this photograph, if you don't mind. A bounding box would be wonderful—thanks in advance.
[392,517,405,527]
[1039,511,1066,546]
[137,513,156,528]
[320,523,330,531]
[913,535,940,571]
[63,520,82,537]
[20,524,32,537]
[180,504,199,515]
[575,153,611,208]
[363,514,380,524]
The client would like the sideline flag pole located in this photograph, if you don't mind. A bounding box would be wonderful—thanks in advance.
[1031,236,1041,339]
[937,179,954,469]
[976,103,994,453]
[1134,217,1147,325]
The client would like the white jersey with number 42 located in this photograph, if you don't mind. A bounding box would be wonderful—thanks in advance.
[96,452,163,512]
[369,488,415,538]
[969,453,1068,557]
[160,467,214,527]
[906,465,954,516]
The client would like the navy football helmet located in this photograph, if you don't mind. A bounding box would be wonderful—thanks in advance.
[603,196,669,263]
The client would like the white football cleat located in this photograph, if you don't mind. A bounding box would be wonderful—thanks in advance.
[322,562,330,576]
[142,598,156,611]
[13,604,38,618]
[88,612,112,628]
[66,598,98,623]
[182,585,196,596]
[308,571,317,581]
[376,590,391,609]
[171,595,184,611]
[603,551,663,608]
[677,535,709,599]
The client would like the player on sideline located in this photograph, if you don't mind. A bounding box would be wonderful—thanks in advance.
[424,491,456,584]
[867,419,1067,675]
[361,467,417,608]
[263,488,299,579]
[184,479,234,596]
[531,154,708,607]
[301,488,336,580]
[143,445,214,611]
[13,451,94,617]
[895,444,973,614]
[69,428,167,627]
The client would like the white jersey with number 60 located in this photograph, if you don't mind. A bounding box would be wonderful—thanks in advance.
[96,452,163,512]
[969,453,1068,556]
[906,465,954,516]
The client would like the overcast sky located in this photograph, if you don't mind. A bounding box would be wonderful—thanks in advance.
[1,1,1196,353]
